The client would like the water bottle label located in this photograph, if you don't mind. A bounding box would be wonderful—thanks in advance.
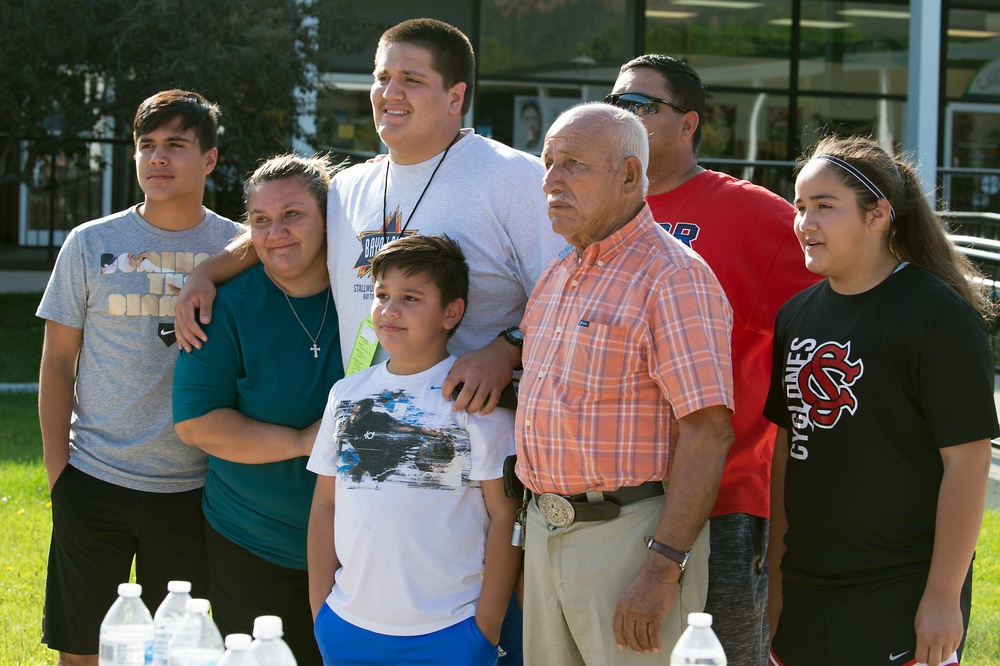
[152,629,172,666]
[99,637,154,665]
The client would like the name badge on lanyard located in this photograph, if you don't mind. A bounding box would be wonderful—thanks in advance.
[346,315,378,375]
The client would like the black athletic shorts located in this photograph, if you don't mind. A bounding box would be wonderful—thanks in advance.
[204,522,322,666]
[42,464,209,655]
[770,567,972,666]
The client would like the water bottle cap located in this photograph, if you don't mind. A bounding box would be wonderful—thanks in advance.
[167,580,192,594]
[687,612,713,628]
[117,583,142,598]
[185,598,211,614]
[252,615,283,639]
[225,633,252,650]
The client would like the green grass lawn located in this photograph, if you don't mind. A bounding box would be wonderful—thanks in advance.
[0,392,51,664]
[970,509,1000,662]
[0,293,44,383]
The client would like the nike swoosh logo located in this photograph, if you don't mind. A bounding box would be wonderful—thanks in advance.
[158,323,177,348]
[889,651,909,661]
[430,385,443,390]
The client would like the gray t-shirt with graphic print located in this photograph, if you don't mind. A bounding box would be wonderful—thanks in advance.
[37,205,241,492]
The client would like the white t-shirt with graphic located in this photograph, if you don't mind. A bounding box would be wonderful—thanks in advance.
[308,356,515,635]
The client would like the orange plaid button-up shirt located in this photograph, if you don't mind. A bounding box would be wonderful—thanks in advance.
[515,204,734,496]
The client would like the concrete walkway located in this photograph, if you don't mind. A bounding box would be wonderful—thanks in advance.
[988,377,1000,509]
[990,446,1000,509]
[0,270,49,293]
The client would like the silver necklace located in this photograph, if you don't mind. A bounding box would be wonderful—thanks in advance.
[281,287,331,358]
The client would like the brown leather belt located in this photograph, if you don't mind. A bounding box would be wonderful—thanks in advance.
[534,480,665,527]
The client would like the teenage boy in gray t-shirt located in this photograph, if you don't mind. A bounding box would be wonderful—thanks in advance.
[36,89,242,665]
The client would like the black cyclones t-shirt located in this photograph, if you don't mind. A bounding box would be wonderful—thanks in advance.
[764,265,998,598]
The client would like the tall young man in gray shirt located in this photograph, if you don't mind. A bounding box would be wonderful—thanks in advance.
[37,89,242,666]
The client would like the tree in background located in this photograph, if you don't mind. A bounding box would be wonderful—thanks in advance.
[0,0,317,221]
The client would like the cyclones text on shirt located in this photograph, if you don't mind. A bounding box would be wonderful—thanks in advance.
[783,336,865,461]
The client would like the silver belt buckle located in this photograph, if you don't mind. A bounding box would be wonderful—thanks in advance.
[537,493,575,527]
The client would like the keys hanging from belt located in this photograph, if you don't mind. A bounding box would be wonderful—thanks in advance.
[512,488,529,549]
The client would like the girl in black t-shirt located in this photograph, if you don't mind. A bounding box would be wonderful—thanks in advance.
[765,135,997,666]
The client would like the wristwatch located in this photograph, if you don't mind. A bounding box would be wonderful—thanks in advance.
[498,326,524,349]
[644,536,691,579]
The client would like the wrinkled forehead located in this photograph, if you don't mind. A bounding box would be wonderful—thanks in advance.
[544,109,616,152]
[546,109,601,140]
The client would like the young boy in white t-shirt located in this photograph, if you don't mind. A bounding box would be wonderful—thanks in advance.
[307,235,522,665]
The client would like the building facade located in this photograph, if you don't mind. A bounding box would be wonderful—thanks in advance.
[6,0,999,251]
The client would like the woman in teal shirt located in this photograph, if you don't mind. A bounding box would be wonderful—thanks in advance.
[173,154,343,665]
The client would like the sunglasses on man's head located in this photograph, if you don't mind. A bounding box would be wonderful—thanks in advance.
[603,92,690,117]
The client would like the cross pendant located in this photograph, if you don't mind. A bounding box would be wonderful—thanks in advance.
[310,343,321,358]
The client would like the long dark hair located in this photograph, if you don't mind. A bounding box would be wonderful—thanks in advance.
[800,135,994,319]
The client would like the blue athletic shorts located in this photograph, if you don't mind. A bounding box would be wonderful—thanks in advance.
[314,602,498,666]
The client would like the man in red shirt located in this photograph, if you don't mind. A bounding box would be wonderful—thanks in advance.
[607,55,820,666]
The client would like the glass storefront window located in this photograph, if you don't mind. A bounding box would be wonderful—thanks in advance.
[689,92,792,161]
[942,104,1000,212]
[644,0,792,89]
[315,2,473,73]
[476,84,583,153]
[945,6,1000,101]
[314,76,382,159]
[692,92,794,199]
[797,1,909,96]
[478,0,628,82]
[940,4,1000,213]
[796,94,905,154]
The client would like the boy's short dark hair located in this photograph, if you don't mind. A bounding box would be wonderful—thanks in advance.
[133,89,221,152]
[619,55,705,151]
[371,234,469,338]
[378,19,475,116]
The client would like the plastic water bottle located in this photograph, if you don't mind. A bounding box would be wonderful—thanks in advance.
[152,581,192,666]
[217,634,252,666]
[99,583,154,666]
[246,616,297,665]
[669,612,727,665]
[168,598,224,666]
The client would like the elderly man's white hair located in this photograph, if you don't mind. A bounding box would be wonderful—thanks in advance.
[548,102,650,195]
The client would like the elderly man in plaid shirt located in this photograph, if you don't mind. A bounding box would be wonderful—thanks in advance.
[511,102,735,665]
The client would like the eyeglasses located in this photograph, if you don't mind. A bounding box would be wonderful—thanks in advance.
[603,92,690,117]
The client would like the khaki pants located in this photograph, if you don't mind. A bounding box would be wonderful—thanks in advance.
[523,497,710,665]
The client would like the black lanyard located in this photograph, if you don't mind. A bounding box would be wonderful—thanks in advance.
[381,131,462,241]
